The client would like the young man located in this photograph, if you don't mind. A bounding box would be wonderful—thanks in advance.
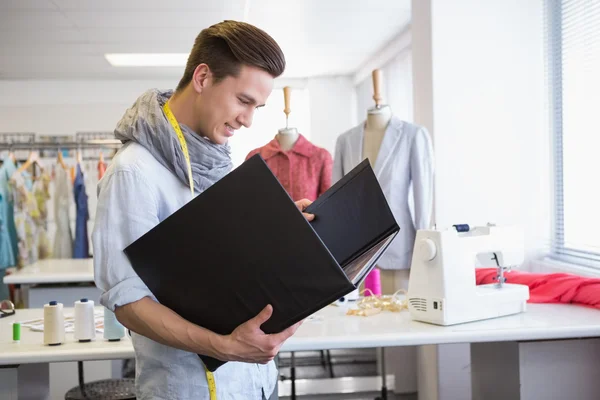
[93,20,312,399]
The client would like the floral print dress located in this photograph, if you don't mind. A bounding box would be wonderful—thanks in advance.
[33,172,52,259]
[10,172,40,268]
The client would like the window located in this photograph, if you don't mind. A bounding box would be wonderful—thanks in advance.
[547,0,600,266]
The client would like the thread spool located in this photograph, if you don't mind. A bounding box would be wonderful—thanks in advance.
[13,322,20,343]
[44,301,65,346]
[74,298,96,342]
[453,224,470,232]
[364,268,382,296]
[103,307,125,342]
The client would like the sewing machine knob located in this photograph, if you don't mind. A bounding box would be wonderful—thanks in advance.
[419,239,437,261]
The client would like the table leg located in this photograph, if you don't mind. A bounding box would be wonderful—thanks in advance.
[376,347,388,400]
[291,351,296,400]
[0,363,50,400]
[0,365,18,400]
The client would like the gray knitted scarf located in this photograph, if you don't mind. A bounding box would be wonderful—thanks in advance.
[114,89,232,193]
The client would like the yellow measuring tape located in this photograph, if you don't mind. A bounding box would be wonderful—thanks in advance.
[163,99,194,196]
[163,99,217,400]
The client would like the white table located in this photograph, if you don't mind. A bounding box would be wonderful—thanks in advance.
[3,259,100,309]
[2,259,106,400]
[2,304,600,400]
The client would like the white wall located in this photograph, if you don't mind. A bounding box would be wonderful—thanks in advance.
[413,0,549,260]
[355,49,413,124]
[411,1,547,400]
[0,80,179,136]
[307,76,357,154]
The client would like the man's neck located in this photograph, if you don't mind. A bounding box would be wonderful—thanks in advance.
[167,86,200,134]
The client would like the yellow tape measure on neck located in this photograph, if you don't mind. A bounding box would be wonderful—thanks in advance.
[164,100,216,400]
[205,367,217,400]
[163,100,194,196]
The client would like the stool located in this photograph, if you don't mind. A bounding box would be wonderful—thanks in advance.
[65,361,136,400]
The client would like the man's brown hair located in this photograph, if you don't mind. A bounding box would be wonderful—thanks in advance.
[176,20,286,91]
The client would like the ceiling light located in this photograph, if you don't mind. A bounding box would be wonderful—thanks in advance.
[104,53,189,67]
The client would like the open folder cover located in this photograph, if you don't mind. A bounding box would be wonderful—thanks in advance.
[124,155,399,372]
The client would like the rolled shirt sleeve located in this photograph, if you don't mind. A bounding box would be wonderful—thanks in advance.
[92,167,160,311]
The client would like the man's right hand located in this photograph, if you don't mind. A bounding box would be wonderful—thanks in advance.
[216,304,302,364]
[114,298,300,365]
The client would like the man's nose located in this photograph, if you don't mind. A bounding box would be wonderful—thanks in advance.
[237,109,255,129]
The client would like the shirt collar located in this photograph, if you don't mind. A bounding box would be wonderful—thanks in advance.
[260,134,316,160]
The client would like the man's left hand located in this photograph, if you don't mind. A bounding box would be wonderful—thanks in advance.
[295,199,314,222]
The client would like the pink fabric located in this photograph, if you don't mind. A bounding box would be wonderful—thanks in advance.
[476,268,600,309]
[246,134,333,201]
[98,161,107,180]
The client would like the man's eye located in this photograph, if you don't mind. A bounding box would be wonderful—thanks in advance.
[238,98,250,105]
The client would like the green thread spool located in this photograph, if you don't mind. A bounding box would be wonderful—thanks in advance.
[13,322,21,343]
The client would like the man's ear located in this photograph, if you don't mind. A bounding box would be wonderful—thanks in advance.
[191,64,211,94]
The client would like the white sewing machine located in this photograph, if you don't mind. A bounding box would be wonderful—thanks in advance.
[407,224,530,326]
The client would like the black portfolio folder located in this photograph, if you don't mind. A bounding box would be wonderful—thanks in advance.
[124,155,399,372]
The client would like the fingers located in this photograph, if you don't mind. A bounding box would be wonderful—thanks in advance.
[302,212,315,221]
[251,304,273,327]
[295,198,312,211]
[270,321,302,343]
[295,199,315,221]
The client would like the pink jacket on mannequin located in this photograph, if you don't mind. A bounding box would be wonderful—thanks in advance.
[246,134,333,201]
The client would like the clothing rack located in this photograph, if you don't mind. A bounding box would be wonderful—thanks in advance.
[0,140,122,150]
[0,132,36,143]
[0,140,121,178]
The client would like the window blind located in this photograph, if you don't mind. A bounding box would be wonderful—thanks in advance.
[547,0,600,266]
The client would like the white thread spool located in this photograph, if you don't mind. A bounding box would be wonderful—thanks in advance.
[103,307,125,341]
[43,301,65,346]
[74,298,96,342]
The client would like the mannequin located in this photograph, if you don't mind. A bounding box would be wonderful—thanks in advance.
[246,87,332,202]
[333,68,433,281]
[276,128,298,151]
[363,70,392,168]
[276,86,299,151]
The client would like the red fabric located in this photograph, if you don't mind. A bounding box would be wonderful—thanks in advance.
[246,134,333,201]
[476,268,600,309]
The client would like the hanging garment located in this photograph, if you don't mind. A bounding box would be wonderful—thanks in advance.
[86,160,101,257]
[245,134,333,201]
[0,269,8,302]
[476,268,600,309]
[0,157,18,270]
[333,116,434,270]
[73,163,89,258]
[33,172,52,259]
[53,166,73,258]
[98,160,107,180]
[10,171,40,268]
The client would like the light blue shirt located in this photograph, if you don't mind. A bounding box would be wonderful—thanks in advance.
[0,157,18,270]
[92,142,277,400]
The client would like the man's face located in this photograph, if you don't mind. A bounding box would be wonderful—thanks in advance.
[195,64,274,145]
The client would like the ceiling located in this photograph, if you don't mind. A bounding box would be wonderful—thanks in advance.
[0,0,411,80]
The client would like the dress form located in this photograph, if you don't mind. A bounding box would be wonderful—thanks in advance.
[276,86,299,151]
[363,69,392,167]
